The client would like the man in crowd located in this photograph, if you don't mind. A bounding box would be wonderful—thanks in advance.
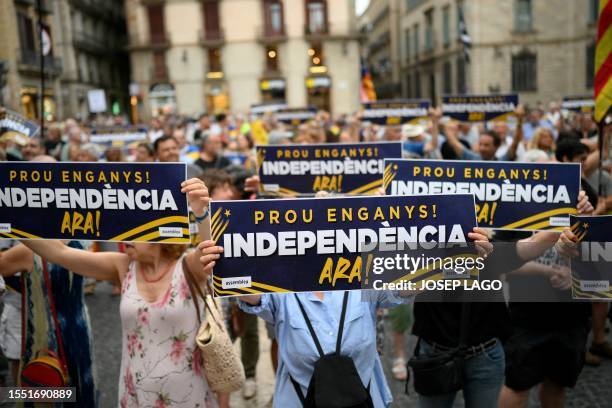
[153,134,181,163]
[190,132,230,176]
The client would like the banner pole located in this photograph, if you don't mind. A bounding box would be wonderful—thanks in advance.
[37,0,45,139]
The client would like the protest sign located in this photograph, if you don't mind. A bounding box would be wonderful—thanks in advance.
[0,162,189,242]
[562,96,595,113]
[210,194,478,297]
[442,94,518,122]
[275,107,317,125]
[0,109,40,139]
[384,159,581,231]
[257,141,402,196]
[361,99,431,125]
[89,126,148,147]
[570,215,612,300]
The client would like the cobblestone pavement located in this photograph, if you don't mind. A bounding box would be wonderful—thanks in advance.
[81,286,612,407]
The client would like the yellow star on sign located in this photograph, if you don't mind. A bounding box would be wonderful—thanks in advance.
[224,209,231,217]
[582,222,589,228]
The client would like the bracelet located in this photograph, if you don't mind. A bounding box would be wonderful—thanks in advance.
[193,207,210,223]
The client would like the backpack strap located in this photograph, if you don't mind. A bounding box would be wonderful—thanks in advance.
[335,291,350,354]
[294,293,325,357]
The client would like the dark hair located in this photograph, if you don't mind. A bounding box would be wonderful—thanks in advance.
[199,168,233,196]
[555,139,589,162]
[215,113,227,123]
[441,139,472,160]
[557,130,581,144]
[480,130,502,147]
[153,135,178,153]
[137,141,155,156]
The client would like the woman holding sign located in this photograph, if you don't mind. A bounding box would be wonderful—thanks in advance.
[198,227,493,408]
[20,178,220,408]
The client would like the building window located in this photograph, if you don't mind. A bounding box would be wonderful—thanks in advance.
[424,9,434,52]
[456,56,466,94]
[263,0,284,36]
[443,61,452,93]
[266,46,279,71]
[405,29,411,62]
[442,6,450,47]
[208,48,222,72]
[153,51,167,80]
[413,23,419,58]
[309,43,323,66]
[586,42,595,88]
[202,0,221,40]
[406,73,412,97]
[514,0,532,32]
[456,1,464,36]
[306,0,327,34]
[589,0,599,24]
[414,71,421,98]
[147,4,166,44]
[512,50,537,91]
[16,12,36,58]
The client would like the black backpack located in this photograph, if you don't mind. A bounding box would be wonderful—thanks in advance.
[289,292,374,408]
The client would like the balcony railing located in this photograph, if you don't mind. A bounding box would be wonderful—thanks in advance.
[128,33,171,51]
[198,29,225,48]
[257,25,287,43]
[304,23,362,41]
[72,30,106,54]
[17,48,62,76]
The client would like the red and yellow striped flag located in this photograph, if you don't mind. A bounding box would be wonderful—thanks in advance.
[595,0,612,122]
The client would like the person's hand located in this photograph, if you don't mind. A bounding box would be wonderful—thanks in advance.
[428,107,443,121]
[198,240,223,274]
[181,178,210,217]
[576,190,594,215]
[515,104,526,120]
[315,191,330,198]
[549,264,572,291]
[555,228,579,258]
[468,227,493,258]
[244,175,260,193]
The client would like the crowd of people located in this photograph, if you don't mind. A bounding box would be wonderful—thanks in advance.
[0,101,610,408]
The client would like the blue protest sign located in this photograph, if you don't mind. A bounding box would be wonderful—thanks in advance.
[275,107,317,125]
[0,162,189,242]
[0,109,40,138]
[570,215,612,300]
[257,142,402,196]
[361,99,431,125]
[210,194,478,297]
[90,126,148,147]
[562,96,594,113]
[384,159,581,231]
[442,94,518,122]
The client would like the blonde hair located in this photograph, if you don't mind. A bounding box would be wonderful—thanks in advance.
[528,127,555,151]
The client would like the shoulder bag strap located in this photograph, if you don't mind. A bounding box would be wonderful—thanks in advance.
[458,302,471,348]
[290,375,306,404]
[294,294,325,357]
[335,291,350,354]
[41,260,68,374]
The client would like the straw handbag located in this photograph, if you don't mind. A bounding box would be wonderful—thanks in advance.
[182,258,245,393]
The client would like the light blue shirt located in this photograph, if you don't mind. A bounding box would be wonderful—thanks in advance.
[239,290,412,408]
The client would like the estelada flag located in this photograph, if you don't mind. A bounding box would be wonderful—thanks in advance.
[595,0,612,122]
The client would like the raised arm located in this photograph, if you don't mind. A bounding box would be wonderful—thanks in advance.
[505,105,525,161]
[182,178,213,282]
[424,107,442,154]
[20,239,128,283]
[0,244,34,277]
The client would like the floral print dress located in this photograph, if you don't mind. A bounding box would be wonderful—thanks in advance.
[118,256,218,408]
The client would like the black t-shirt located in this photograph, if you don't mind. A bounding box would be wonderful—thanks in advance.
[507,247,591,331]
[413,301,511,347]
[193,156,231,172]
